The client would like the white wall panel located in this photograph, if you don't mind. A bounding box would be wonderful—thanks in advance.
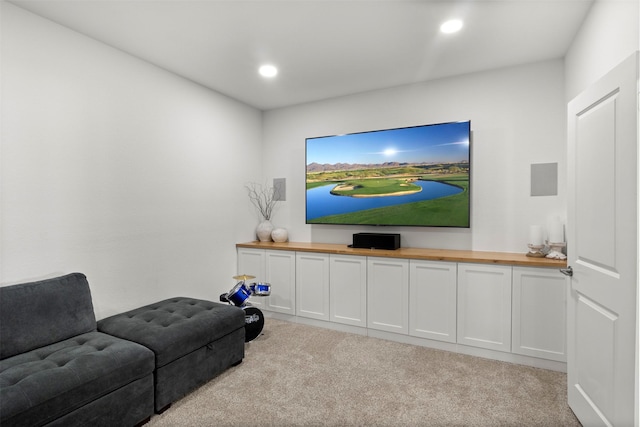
[0,3,262,318]
[263,60,566,253]
[564,0,639,101]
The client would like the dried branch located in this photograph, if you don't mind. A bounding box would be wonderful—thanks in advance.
[246,182,279,221]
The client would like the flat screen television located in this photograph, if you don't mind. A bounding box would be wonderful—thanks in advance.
[305,120,471,227]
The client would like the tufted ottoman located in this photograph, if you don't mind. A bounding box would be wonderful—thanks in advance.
[97,297,245,412]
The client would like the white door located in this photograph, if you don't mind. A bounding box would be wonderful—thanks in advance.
[456,263,512,352]
[265,250,296,315]
[330,254,367,327]
[566,52,638,426]
[367,257,409,334]
[409,259,457,343]
[296,252,330,320]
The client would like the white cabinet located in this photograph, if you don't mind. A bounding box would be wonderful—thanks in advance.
[512,267,566,361]
[457,263,512,352]
[367,257,409,334]
[409,260,457,343]
[329,254,367,327]
[296,252,330,321]
[237,243,568,368]
[236,248,267,308]
[265,250,296,315]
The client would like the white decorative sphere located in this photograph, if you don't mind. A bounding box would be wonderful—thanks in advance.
[271,228,288,243]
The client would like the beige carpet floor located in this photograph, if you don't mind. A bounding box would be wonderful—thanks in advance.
[148,318,580,426]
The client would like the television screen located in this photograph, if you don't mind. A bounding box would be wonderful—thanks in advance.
[305,120,471,227]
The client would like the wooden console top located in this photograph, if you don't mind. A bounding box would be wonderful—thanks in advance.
[236,241,568,268]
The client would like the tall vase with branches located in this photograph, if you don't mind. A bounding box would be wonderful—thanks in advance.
[246,182,280,241]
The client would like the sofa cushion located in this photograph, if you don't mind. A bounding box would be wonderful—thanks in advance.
[97,298,245,368]
[0,331,155,426]
[0,273,96,360]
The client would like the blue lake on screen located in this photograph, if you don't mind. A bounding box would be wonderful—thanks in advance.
[306,180,462,221]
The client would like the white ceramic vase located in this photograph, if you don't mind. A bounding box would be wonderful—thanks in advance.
[271,228,288,243]
[256,220,274,242]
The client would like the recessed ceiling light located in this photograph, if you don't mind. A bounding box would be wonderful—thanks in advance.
[259,64,278,78]
[440,19,463,34]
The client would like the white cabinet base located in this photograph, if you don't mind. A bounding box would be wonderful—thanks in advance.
[457,263,512,352]
[296,253,330,321]
[265,250,296,315]
[330,255,367,327]
[238,244,567,372]
[512,267,567,362]
[236,248,266,309]
[409,260,457,343]
[367,257,409,334]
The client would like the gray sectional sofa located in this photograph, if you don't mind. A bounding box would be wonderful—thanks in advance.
[0,273,246,426]
[0,273,155,426]
[98,297,246,413]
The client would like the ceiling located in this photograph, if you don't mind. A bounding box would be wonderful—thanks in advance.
[8,0,594,110]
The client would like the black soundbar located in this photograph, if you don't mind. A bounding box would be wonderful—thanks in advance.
[349,233,401,250]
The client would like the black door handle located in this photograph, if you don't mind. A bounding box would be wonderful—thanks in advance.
[560,266,573,277]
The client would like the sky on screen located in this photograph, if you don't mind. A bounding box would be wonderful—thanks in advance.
[306,121,470,166]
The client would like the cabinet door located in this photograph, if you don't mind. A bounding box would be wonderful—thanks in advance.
[409,260,457,343]
[330,254,367,327]
[457,263,512,352]
[236,248,266,308]
[367,257,409,334]
[512,267,566,361]
[296,252,330,320]
[265,250,296,315]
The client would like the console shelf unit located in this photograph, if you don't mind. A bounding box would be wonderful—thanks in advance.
[236,241,568,372]
[236,241,567,268]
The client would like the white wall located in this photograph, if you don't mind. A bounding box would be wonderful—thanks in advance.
[263,60,567,253]
[0,3,263,318]
[565,0,640,101]
[6,0,627,317]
